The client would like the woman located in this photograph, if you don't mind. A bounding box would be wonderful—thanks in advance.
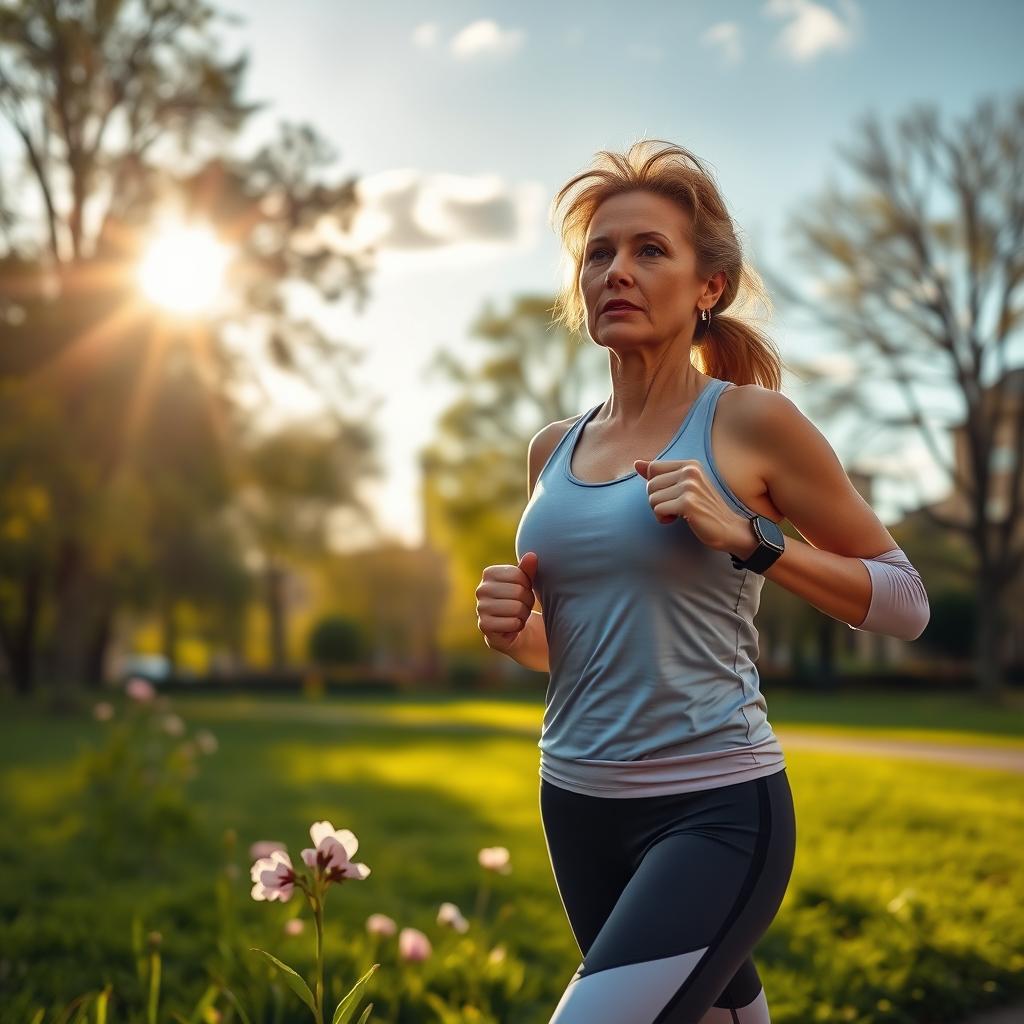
[475,140,929,1023]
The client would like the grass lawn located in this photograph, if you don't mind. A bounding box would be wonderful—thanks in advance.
[2,687,1022,1023]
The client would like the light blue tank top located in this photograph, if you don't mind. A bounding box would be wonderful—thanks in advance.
[515,376,786,798]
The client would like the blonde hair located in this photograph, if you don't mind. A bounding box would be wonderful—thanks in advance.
[550,139,786,391]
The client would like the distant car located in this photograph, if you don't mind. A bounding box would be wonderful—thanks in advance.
[116,653,172,685]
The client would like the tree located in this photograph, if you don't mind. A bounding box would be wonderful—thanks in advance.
[0,1,378,693]
[233,420,380,670]
[769,92,1024,700]
[0,0,256,270]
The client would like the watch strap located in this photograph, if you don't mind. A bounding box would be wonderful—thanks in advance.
[730,516,784,574]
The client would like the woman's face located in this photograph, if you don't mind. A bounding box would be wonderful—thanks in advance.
[579,189,723,346]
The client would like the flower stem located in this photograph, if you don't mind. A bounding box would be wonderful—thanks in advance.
[474,876,490,923]
[314,897,325,1024]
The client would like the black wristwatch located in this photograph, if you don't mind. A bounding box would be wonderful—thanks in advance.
[729,515,785,574]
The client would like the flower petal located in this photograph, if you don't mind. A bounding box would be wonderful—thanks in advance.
[319,835,351,869]
[309,820,335,847]
[332,828,359,858]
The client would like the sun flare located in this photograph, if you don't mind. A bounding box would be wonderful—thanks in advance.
[137,223,232,315]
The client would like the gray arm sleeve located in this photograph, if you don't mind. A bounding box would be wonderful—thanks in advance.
[847,546,930,642]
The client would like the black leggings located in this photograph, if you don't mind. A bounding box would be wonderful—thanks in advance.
[539,768,796,1023]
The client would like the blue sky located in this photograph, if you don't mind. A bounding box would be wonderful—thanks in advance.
[214,0,1023,547]
[14,1,1024,547]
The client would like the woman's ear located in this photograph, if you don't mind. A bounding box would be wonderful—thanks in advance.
[704,269,727,307]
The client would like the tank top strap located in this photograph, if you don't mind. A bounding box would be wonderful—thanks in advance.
[696,376,730,423]
[536,402,601,486]
[702,378,734,418]
[656,376,728,460]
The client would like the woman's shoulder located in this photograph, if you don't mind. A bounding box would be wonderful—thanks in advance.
[714,382,789,436]
[527,411,588,499]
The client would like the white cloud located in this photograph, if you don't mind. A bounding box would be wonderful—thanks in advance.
[702,21,743,65]
[345,169,546,265]
[763,0,861,62]
[412,23,440,49]
[449,19,525,60]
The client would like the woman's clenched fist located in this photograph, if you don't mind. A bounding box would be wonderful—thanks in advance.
[476,551,539,655]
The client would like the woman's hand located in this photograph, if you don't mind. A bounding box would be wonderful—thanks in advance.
[476,551,539,655]
[634,458,754,555]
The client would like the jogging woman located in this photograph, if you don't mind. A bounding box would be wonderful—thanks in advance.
[475,140,930,1023]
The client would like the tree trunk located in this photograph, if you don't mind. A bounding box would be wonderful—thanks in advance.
[161,594,178,675]
[975,573,1006,703]
[85,601,115,691]
[1,563,44,696]
[266,560,287,670]
[816,613,838,692]
[46,538,99,696]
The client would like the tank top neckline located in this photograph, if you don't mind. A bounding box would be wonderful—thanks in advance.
[564,376,724,488]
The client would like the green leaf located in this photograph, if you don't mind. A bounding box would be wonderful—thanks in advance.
[70,1000,92,1024]
[354,1004,374,1024]
[187,983,221,1024]
[220,986,254,1024]
[147,950,161,1024]
[249,947,317,1016]
[331,963,380,1024]
[94,985,111,1024]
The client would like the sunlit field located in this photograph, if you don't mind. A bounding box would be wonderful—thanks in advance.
[2,690,1023,1023]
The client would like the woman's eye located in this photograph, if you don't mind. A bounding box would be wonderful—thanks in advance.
[587,243,663,261]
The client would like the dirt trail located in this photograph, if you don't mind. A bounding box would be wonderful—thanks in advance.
[774,729,1024,773]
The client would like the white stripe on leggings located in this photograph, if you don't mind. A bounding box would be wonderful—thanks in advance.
[547,946,709,1023]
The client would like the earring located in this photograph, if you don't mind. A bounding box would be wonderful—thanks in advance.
[696,305,712,340]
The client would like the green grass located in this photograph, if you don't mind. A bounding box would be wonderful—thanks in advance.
[172,687,1024,749]
[2,688,1023,1023]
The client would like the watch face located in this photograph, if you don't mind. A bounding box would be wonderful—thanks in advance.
[754,516,785,551]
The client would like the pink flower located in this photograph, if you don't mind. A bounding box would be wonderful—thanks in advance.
[125,677,156,702]
[284,917,305,936]
[249,840,288,860]
[436,901,470,933]
[93,702,115,721]
[195,729,218,754]
[250,849,296,902]
[488,944,507,965]
[478,846,512,874]
[398,927,432,962]
[366,913,397,937]
[300,820,371,882]
[161,713,185,736]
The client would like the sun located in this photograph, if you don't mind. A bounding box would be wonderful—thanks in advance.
[137,223,232,315]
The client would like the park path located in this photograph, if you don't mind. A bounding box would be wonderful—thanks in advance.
[772,729,1024,773]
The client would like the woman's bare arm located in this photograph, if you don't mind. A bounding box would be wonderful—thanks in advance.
[507,610,549,672]
[728,387,929,641]
[504,420,573,672]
